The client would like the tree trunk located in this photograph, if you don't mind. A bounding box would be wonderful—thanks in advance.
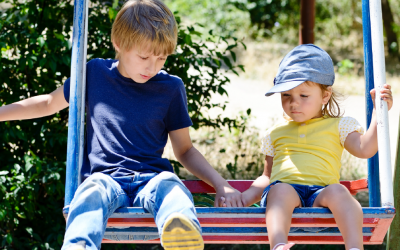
[299,0,315,44]
[381,0,399,58]
[386,116,400,249]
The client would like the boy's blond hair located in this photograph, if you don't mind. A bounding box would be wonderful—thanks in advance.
[111,0,177,59]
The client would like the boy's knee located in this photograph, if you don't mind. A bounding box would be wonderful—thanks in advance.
[75,173,113,199]
[156,172,191,197]
[155,172,185,188]
[81,173,110,189]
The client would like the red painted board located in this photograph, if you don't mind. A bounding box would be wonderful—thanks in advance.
[102,236,374,245]
[106,217,379,228]
[183,179,368,194]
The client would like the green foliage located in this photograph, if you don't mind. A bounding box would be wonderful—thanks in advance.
[337,59,355,75]
[164,0,251,37]
[1,0,73,248]
[1,0,246,249]
[230,0,299,37]
[165,16,246,130]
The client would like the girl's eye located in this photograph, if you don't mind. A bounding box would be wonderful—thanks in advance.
[159,57,166,61]
[140,56,148,60]
[282,93,290,97]
[301,95,308,98]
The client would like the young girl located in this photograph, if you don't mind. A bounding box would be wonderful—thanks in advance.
[236,44,393,250]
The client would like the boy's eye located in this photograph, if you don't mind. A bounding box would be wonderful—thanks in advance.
[159,57,167,61]
[301,95,308,98]
[140,56,148,60]
[282,93,290,97]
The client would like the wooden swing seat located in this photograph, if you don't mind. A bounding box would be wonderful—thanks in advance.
[62,179,395,245]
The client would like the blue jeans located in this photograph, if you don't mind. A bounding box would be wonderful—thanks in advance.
[260,180,326,208]
[61,171,200,250]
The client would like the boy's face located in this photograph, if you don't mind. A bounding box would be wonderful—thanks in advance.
[281,82,331,123]
[114,43,168,83]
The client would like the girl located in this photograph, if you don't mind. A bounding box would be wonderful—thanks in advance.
[238,44,393,250]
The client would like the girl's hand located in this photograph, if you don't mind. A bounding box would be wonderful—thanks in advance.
[370,84,393,110]
[218,197,227,207]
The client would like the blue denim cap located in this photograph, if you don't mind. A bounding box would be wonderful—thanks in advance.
[265,44,335,97]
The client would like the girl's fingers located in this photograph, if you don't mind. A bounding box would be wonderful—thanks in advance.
[383,84,392,90]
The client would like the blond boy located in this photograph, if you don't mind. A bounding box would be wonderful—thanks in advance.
[0,0,243,249]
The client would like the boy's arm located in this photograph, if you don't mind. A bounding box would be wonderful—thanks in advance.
[0,85,68,121]
[169,127,243,207]
[344,84,393,158]
[241,155,273,207]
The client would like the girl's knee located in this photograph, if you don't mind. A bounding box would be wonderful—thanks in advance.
[269,183,296,197]
[267,183,300,206]
[318,184,360,208]
[325,184,352,200]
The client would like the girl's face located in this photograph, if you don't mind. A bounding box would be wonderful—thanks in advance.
[281,82,332,123]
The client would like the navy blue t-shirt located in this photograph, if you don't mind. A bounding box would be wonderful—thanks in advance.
[63,58,193,179]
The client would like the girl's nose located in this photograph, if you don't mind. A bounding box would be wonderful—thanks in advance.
[289,97,299,106]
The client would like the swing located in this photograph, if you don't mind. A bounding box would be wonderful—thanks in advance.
[63,0,395,245]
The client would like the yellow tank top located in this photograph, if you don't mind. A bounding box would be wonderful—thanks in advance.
[266,116,345,186]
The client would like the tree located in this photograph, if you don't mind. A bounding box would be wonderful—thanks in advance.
[381,0,399,58]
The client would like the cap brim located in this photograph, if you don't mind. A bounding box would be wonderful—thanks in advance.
[265,80,305,97]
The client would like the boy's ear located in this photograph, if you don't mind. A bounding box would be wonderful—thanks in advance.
[322,86,332,105]
[112,40,121,52]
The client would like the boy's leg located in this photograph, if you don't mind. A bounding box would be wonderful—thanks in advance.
[133,171,203,249]
[62,173,130,250]
[312,183,363,250]
[265,183,301,249]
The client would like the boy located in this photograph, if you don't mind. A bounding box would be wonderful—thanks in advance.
[0,0,243,249]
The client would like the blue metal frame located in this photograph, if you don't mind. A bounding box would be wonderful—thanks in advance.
[362,0,381,207]
[65,0,87,207]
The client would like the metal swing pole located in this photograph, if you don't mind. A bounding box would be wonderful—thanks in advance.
[369,0,394,207]
[362,0,381,207]
[64,0,89,207]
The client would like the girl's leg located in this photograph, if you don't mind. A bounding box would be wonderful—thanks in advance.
[312,184,363,250]
[266,183,301,249]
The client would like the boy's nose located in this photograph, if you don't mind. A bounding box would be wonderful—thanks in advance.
[146,62,157,75]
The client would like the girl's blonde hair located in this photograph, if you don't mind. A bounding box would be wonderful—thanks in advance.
[111,0,177,59]
[305,81,344,118]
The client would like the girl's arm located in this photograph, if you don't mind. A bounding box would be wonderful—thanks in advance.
[344,84,393,158]
[0,86,69,122]
[241,155,273,207]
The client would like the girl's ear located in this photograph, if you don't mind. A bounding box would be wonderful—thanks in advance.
[322,86,332,105]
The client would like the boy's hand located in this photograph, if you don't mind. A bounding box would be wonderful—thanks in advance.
[218,197,227,207]
[370,84,393,110]
[214,184,243,207]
